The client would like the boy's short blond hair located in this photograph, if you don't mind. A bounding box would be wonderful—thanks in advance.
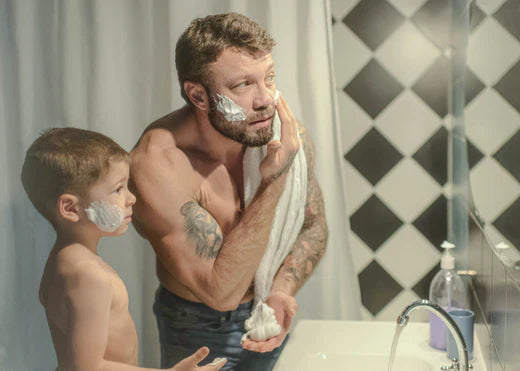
[21,127,129,226]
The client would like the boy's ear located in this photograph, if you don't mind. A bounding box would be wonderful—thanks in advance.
[184,81,210,111]
[57,194,81,223]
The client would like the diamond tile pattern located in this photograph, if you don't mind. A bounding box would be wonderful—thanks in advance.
[333,0,520,319]
[411,0,452,49]
[493,0,520,42]
[350,195,403,251]
[494,60,520,113]
[493,130,520,182]
[413,195,448,251]
[413,127,448,185]
[493,197,520,251]
[343,59,404,119]
[342,0,405,50]
[344,127,403,185]
[358,260,403,315]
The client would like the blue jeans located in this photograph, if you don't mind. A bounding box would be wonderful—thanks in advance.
[153,286,288,371]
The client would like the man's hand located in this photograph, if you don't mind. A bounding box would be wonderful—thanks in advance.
[260,95,300,184]
[241,292,298,353]
[170,347,227,370]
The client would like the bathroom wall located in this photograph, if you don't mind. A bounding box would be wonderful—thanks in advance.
[469,214,520,371]
[331,0,520,320]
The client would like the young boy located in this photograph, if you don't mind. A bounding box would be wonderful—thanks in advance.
[21,128,226,371]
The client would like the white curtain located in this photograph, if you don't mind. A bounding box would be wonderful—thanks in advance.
[0,0,360,369]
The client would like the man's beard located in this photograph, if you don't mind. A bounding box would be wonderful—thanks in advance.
[207,95,275,147]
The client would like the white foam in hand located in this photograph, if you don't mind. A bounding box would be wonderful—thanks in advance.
[241,301,281,343]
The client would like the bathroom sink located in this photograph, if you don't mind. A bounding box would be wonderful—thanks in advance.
[274,320,487,371]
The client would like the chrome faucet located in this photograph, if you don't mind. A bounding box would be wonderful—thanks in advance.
[396,299,470,371]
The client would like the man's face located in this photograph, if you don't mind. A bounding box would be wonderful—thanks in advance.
[206,48,277,147]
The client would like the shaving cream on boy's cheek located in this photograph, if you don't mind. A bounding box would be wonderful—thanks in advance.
[85,200,124,232]
[215,94,247,121]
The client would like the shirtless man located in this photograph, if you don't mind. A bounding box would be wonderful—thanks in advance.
[130,13,328,371]
[21,128,225,371]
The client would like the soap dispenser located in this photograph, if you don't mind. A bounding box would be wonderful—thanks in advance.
[428,240,469,350]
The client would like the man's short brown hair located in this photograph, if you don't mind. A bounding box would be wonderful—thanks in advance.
[21,127,129,226]
[176,12,275,104]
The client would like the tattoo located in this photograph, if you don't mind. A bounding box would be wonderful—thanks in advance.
[277,123,327,289]
[180,201,223,259]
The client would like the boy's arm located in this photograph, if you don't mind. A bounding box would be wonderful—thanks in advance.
[60,261,225,371]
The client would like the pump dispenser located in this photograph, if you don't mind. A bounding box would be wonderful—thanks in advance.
[428,241,469,350]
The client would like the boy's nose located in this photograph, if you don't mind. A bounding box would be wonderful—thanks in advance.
[127,191,137,206]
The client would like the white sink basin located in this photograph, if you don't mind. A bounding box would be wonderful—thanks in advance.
[274,320,487,371]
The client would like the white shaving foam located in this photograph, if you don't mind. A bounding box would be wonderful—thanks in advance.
[215,94,247,122]
[85,200,124,232]
[241,300,281,343]
[273,90,280,105]
[209,357,227,366]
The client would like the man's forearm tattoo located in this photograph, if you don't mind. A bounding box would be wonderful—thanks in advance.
[180,201,223,259]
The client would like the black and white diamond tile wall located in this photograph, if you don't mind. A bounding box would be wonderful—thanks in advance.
[332,0,520,319]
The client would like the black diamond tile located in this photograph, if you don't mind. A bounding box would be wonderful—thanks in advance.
[350,195,403,251]
[332,15,336,26]
[412,0,451,49]
[493,129,520,182]
[412,58,485,118]
[470,4,486,33]
[413,195,448,250]
[493,197,520,252]
[494,0,520,42]
[359,260,403,315]
[343,60,404,119]
[344,127,403,185]
[494,60,520,113]
[467,138,485,170]
[413,57,449,117]
[412,263,440,299]
[465,67,486,106]
[413,127,448,185]
[342,0,405,50]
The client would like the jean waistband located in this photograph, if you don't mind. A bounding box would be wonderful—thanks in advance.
[155,285,254,321]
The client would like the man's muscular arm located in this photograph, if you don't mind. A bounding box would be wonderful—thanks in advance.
[270,124,328,297]
[130,97,299,312]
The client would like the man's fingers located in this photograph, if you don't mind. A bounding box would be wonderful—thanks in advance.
[189,346,210,365]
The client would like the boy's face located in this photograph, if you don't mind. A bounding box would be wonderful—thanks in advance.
[83,159,136,235]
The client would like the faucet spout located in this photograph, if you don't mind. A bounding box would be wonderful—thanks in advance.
[396,299,469,371]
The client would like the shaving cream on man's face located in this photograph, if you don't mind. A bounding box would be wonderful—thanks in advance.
[215,94,247,122]
[85,200,124,232]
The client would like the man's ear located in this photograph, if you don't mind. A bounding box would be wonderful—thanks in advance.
[184,81,210,110]
[57,194,81,223]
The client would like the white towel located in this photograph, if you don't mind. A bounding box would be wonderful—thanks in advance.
[242,109,307,341]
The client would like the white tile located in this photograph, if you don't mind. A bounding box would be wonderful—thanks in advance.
[332,23,373,88]
[375,21,440,87]
[475,0,507,15]
[376,225,440,288]
[469,157,520,222]
[484,224,514,248]
[375,289,429,322]
[342,160,374,215]
[375,90,442,156]
[465,88,520,155]
[337,92,373,152]
[375,158,442,223]
[330,0,361,20]
[467,18,520,85]
[349,230,375,274]
[387,0,428,18]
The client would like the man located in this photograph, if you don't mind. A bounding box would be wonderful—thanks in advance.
[130,12,327,371]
